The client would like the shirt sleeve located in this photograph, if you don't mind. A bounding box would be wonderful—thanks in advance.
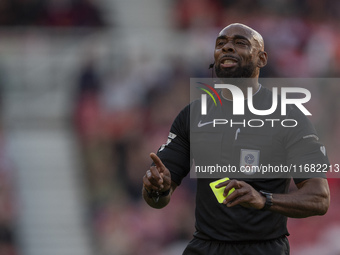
[153,104,191,186]
[284,106,329,184]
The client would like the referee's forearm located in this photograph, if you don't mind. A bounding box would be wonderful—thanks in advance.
[270,193,328,218]
[269,178,330,218]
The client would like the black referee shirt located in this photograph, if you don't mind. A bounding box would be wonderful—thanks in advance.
[155,85,329,241]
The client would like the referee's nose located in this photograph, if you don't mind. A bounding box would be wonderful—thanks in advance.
[222,41,236,53]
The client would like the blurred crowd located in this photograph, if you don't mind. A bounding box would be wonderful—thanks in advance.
[0,0,106,27]
[1,0,340,255]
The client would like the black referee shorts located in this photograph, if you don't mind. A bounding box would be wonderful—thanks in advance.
[182,236,290,255]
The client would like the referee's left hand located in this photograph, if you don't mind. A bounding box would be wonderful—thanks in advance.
[215,179,266,210]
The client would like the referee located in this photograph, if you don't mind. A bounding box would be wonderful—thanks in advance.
[142,23,330,255]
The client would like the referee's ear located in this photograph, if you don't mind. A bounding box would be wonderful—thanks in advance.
[257,51,268,68]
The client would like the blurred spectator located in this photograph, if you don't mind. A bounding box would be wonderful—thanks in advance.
[39,0,106,27]
[0,0,44,26]
[173,0,222,29]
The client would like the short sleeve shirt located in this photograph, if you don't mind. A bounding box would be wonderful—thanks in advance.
[155,86,329,241]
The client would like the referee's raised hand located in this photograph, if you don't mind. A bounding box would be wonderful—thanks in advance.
[143,153,171,193]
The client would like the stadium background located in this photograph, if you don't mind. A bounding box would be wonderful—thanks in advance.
[0,0,340,254]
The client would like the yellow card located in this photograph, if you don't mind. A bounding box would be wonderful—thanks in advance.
[209,177,235,203]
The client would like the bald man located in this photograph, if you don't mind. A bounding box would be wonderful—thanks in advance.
[142,23,330,255]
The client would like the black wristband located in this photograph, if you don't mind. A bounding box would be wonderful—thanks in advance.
[144,187,170,203]
[259,190,273,210]
[160,188,171,197]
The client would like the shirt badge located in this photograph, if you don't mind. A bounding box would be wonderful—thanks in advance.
[240,149,260,175]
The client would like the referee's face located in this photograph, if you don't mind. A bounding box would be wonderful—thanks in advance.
[214,24,266,78]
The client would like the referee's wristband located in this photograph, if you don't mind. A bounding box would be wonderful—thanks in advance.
[144,187,171,203]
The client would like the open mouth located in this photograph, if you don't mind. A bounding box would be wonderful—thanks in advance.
[220,58,238,68]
